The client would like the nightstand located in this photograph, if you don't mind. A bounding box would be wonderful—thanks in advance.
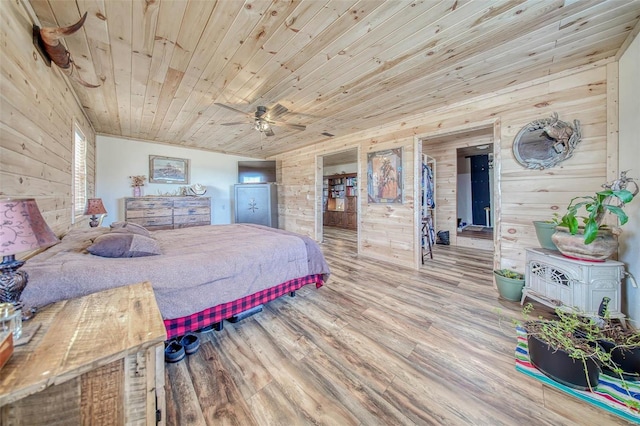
[0,282,167,425]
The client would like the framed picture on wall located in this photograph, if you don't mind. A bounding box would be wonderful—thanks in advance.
[149,155,190,184]
[367,148,403,203]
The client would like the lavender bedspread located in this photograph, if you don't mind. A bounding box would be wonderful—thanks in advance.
[22,224,330,319]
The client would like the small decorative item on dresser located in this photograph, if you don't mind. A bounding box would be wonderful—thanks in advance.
[129,175,147,197]
[189,183,207,196]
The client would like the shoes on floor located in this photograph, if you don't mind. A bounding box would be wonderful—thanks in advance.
[179,333,200,355]
[164,340,186,363]
[164,333,200,363]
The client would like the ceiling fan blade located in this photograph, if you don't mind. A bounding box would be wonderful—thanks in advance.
[214,103,251,116]
[264,128,275,137]
[268,103,289,119]
[221,121,252,126]
[271,120,306,131]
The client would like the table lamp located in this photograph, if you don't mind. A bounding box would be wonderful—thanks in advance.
[85,198,107,227]
[0,199,59,317]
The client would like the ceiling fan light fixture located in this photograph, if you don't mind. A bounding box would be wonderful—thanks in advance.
[215,103,304,137]
[255,120,271,133]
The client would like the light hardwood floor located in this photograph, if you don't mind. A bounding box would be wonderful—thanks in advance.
[164,228,632,425]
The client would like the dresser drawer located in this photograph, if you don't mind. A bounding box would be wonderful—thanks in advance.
[125,198,173,210]
[127,216,173,227]
[173,198,210,208]
[174,206,210,217]
[126,208,173,219]
[174,214,210,226]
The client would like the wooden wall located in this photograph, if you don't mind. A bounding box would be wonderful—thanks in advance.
[0,0,617,273]
[275,62,615,272]
[0,0,96,235]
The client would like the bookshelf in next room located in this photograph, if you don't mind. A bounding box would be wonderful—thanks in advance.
[323,173,357,230]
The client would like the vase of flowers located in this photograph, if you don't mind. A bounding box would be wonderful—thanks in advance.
[129,175,146,197]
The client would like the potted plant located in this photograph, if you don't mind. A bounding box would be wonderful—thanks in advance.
[524,318,601,390]
[593,321,640,381]
[576,298,640,381]
[493,268,525,302]
[552,171,638,260]
[532,213,560,251]
[520,304,639,394]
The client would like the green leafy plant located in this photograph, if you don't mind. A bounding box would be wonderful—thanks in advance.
[536,213,562,225]
[557,172,637,244]
[494,268,523,280]
[522,304,603,361]
[517,304,639,410]
[598,321,640,347]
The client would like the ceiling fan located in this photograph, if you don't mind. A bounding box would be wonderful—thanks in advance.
[215,103,306,137]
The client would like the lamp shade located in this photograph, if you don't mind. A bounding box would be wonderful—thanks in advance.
[85,198,107,215]
[0,199,59,257]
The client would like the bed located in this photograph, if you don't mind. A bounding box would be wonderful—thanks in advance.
[21,223,330,339]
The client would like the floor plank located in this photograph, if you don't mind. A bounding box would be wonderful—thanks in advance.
[164,227,634,425]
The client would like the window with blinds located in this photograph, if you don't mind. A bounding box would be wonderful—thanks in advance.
[73,125,87,221]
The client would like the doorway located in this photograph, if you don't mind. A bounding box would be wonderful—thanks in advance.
[319,149,358,248]
[456,144,494,249]
[419,127,495,254]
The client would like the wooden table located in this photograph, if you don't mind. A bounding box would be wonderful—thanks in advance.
[0,282,167,425]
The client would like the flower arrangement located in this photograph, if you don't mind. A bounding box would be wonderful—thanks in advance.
[129,175,146,187]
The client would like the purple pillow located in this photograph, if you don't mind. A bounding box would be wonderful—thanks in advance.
[87,232,160,258]
[109,221,151,237]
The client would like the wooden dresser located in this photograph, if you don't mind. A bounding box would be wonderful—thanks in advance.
[0,282,167,425]
[125,196,211,230]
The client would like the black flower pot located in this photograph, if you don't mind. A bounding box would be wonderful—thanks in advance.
[598,339,640,381]
[527,333,601,390]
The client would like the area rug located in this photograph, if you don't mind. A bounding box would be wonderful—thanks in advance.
[463,225,485,231]
[515,326,640,423]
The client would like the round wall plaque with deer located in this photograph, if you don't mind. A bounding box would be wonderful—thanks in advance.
[513,112,581,170]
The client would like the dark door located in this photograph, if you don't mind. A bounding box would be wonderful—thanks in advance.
[470,155,490,226]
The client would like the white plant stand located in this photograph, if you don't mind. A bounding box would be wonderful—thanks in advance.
[521,248,626,325]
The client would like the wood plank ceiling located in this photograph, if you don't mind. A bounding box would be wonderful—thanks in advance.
[29,0,640,159]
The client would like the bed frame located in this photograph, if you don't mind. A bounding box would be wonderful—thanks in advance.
[164,274,324,339]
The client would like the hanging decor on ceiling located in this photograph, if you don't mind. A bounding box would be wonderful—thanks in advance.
[34,12,101,88]
[513,112,581,170]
